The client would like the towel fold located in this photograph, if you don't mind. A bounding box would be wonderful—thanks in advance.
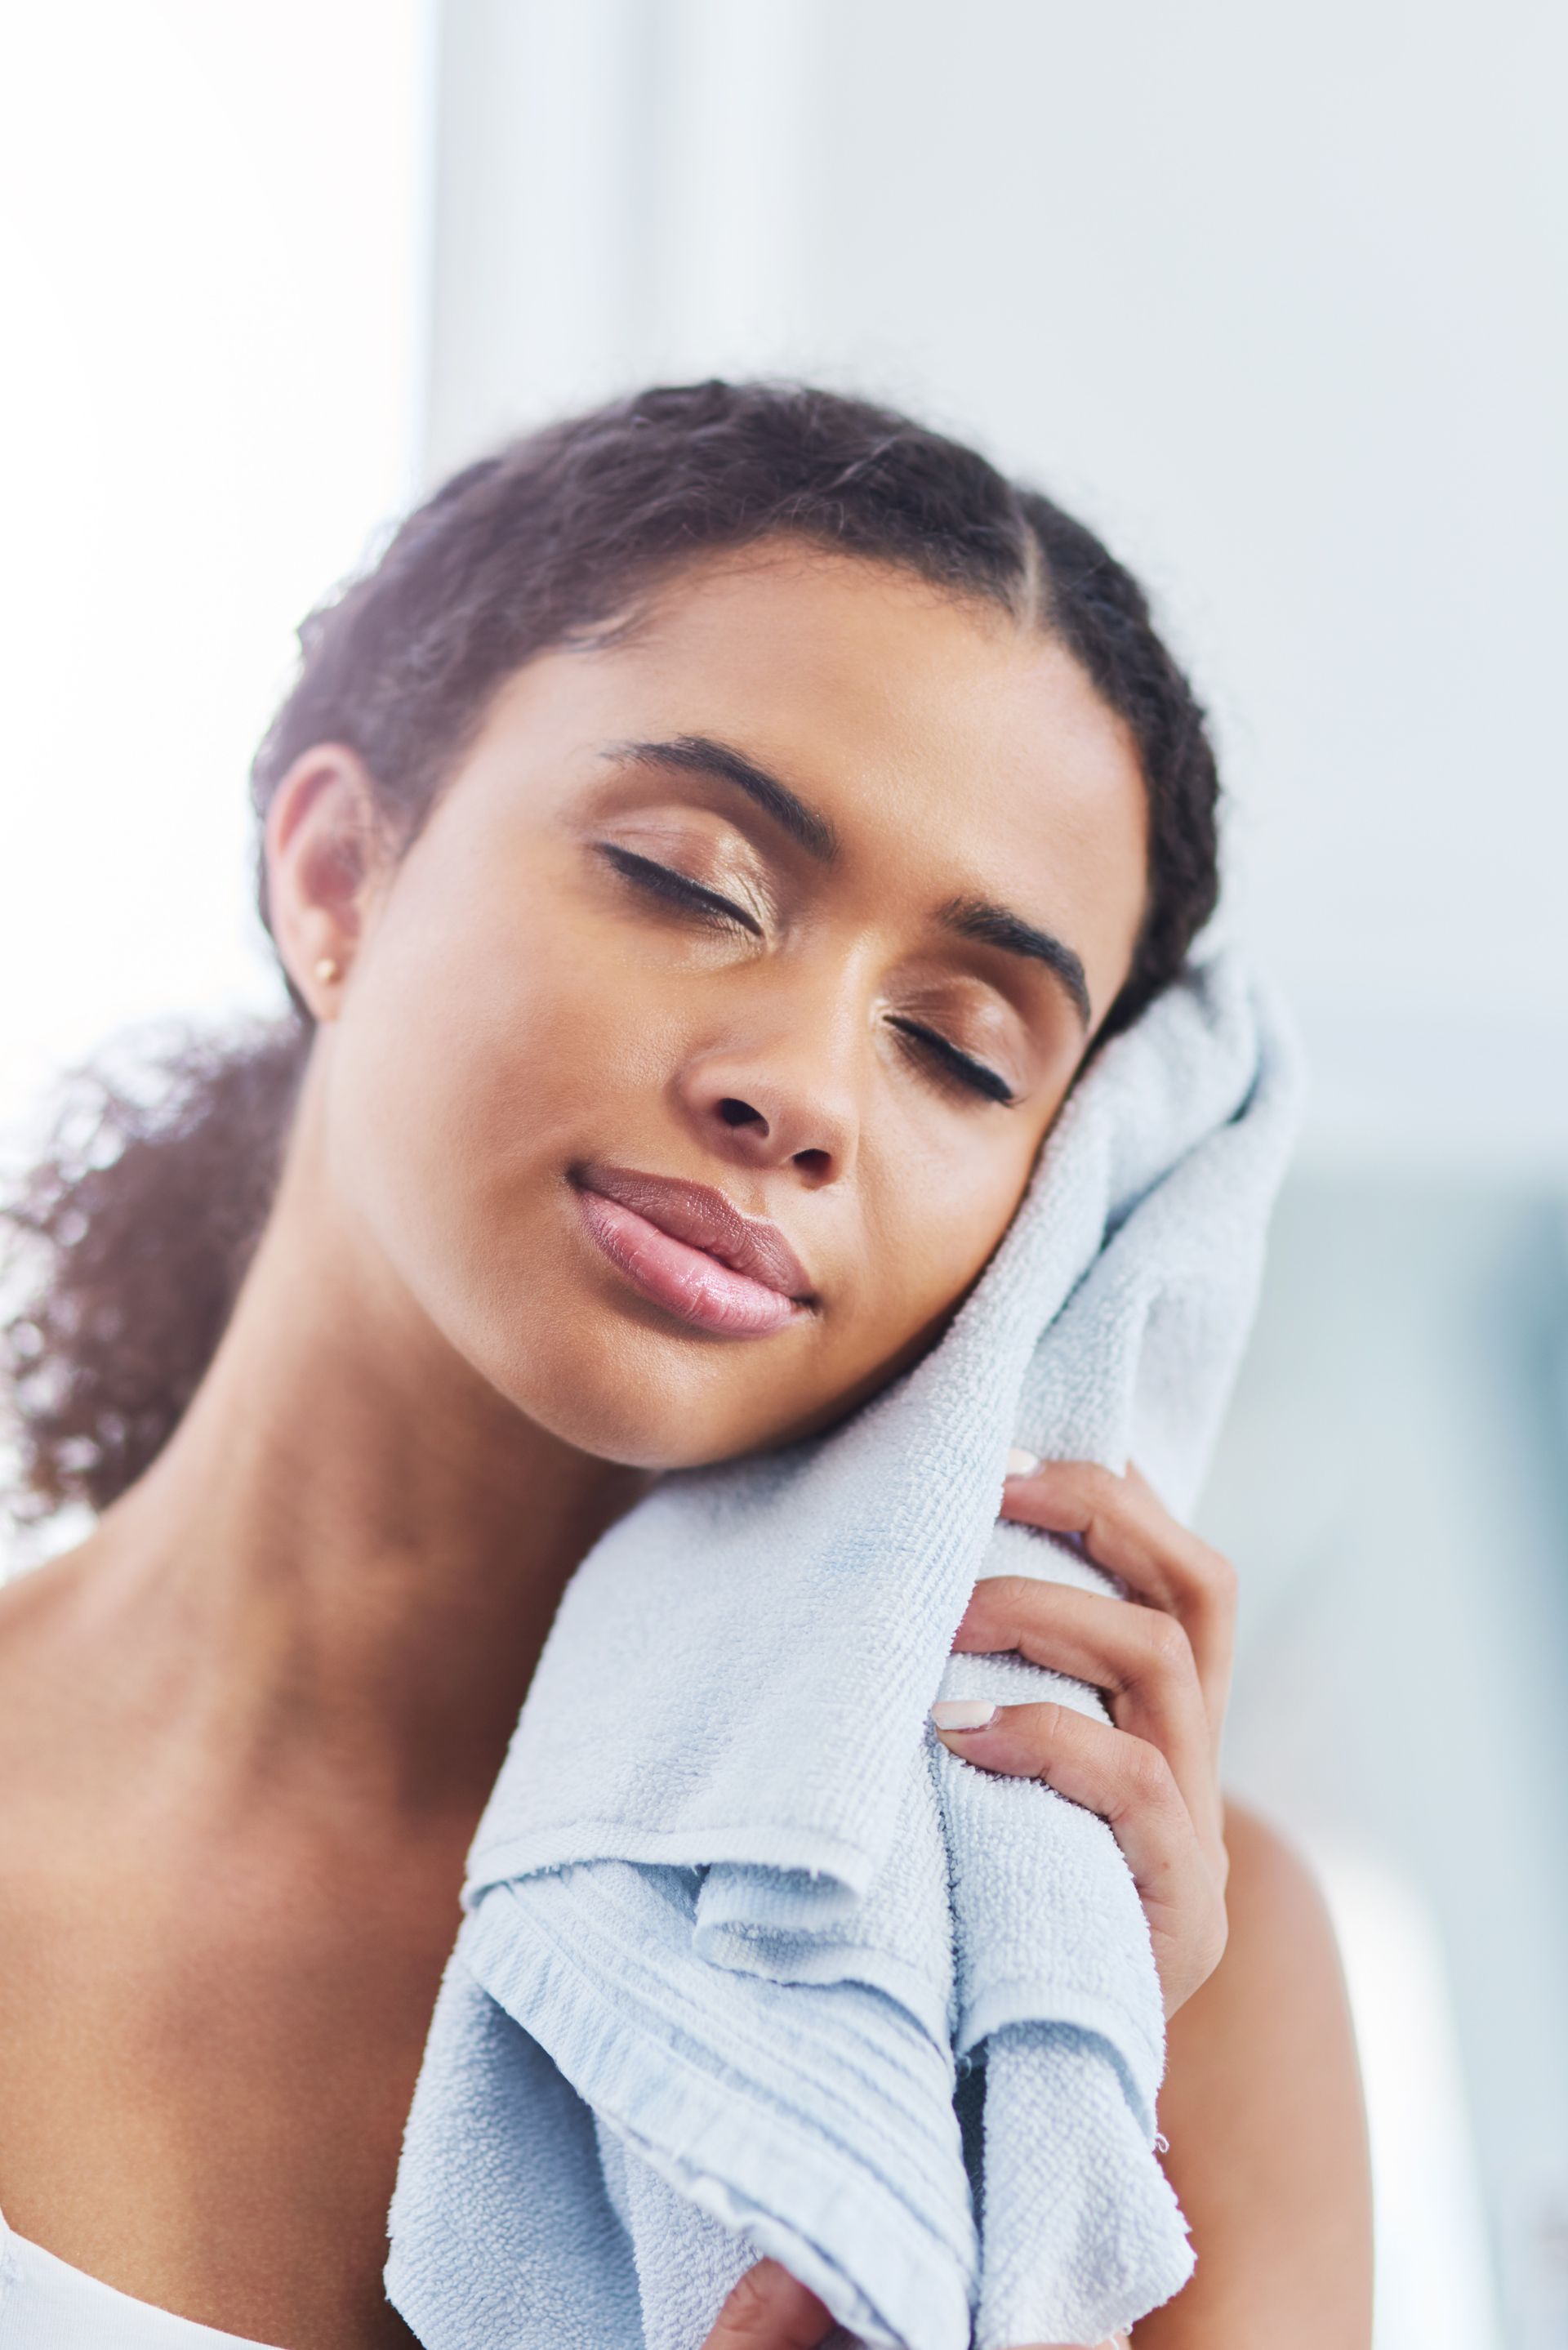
[385,949,1302,2350]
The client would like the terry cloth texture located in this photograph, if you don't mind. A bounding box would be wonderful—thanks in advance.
[385,949,1302,2350]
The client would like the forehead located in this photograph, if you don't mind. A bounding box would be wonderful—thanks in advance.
[471,542,1149,988]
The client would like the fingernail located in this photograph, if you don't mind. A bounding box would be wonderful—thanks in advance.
[931,1699,1000,1732]
[1004,1447,1040,1478]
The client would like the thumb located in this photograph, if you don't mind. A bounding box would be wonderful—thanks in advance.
[701,2257,838,2349]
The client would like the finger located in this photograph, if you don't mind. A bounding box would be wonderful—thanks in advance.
[700,2259,836,2350]
[950,1576,1222,1861]
[1034,2330,1133,2350]
[929,1698,1227,2013]
[1000,1456,1236,1727]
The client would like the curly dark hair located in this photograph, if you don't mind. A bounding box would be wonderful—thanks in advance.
[1,378,1221,1529]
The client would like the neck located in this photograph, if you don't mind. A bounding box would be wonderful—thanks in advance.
[63,1130,650,1830]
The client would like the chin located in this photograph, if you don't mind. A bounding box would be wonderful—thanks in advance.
[461,1247,926,1475]
[516,1340,915,1475]
[474,1304,803,1472]
[535,1391,781,1474]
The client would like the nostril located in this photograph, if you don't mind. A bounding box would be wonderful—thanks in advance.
[792,1148,831,1179]
[716,1096,767,1131]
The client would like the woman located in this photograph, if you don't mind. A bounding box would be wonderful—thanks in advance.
[0,381,1370,2348]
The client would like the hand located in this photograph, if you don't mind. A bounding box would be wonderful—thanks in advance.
[933,1456,1234,2019]
[697,2258,1129,2350]
[699,2257,835,2348]
[700,1458,1232,2350]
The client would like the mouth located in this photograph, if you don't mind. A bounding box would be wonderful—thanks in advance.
[569,1162,816,1340]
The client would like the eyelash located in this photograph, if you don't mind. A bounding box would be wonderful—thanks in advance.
[885,1018,1016,1106]
[599,843,763,935]
[599,843,1016,1107]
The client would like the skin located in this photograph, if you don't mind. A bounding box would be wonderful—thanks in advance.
[0,543,1370,2348]
[704,1463,1374,2349]
[297,544,1149,1468]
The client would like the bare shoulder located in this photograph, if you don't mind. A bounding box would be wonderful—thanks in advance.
[0,1538,114,1842]
[1184,1795,1363,2096]
[1132,1796,1374,2349]
[1223,1795,1329,1898]
[1213,1795,1363,2040]
[1221,1797,1346,1969]
[0,1536,91,1683]
[0,1536,95,1639]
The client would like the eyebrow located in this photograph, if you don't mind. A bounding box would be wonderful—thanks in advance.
[940,897,1093,1030]
[605,734,838,863]
[603,732,1092,1029]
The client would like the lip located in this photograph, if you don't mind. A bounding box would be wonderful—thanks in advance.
[570,1162,815,1340]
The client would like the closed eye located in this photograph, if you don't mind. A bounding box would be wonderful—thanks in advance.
[597,843,763,937]
[885,1015,1016,1106]
[601,845,1013,1103]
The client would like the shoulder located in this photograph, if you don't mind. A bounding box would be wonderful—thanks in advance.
[1144,1800,1374,2344]
[0,1536,90,1670]
[1193,1799,1363,2063]
[1220,1798,1345,1974]
[0,1536,105,1823]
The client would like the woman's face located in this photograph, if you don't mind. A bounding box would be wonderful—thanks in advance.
[291,543,1149,1468]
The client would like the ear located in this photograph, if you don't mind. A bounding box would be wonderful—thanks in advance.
[264,744,390,1020]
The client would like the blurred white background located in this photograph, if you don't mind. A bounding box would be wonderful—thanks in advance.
[0,0,430,1115]
[2,3,1565,2343]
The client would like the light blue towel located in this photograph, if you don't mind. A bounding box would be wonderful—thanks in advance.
[385,949,1302,2350]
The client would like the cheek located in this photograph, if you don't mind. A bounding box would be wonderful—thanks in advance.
[318,823,1070,1463]
[325,881,630,1309]
[840,1125,1045,1374]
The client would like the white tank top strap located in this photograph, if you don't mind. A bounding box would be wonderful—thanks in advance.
[0,2201,286,2348]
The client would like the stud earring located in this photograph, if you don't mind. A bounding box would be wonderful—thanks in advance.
[314,956,340,984]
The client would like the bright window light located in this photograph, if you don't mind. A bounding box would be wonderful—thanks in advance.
[0,0,432,1140]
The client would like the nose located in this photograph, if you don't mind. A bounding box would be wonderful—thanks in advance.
[675,1012,861,1188]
